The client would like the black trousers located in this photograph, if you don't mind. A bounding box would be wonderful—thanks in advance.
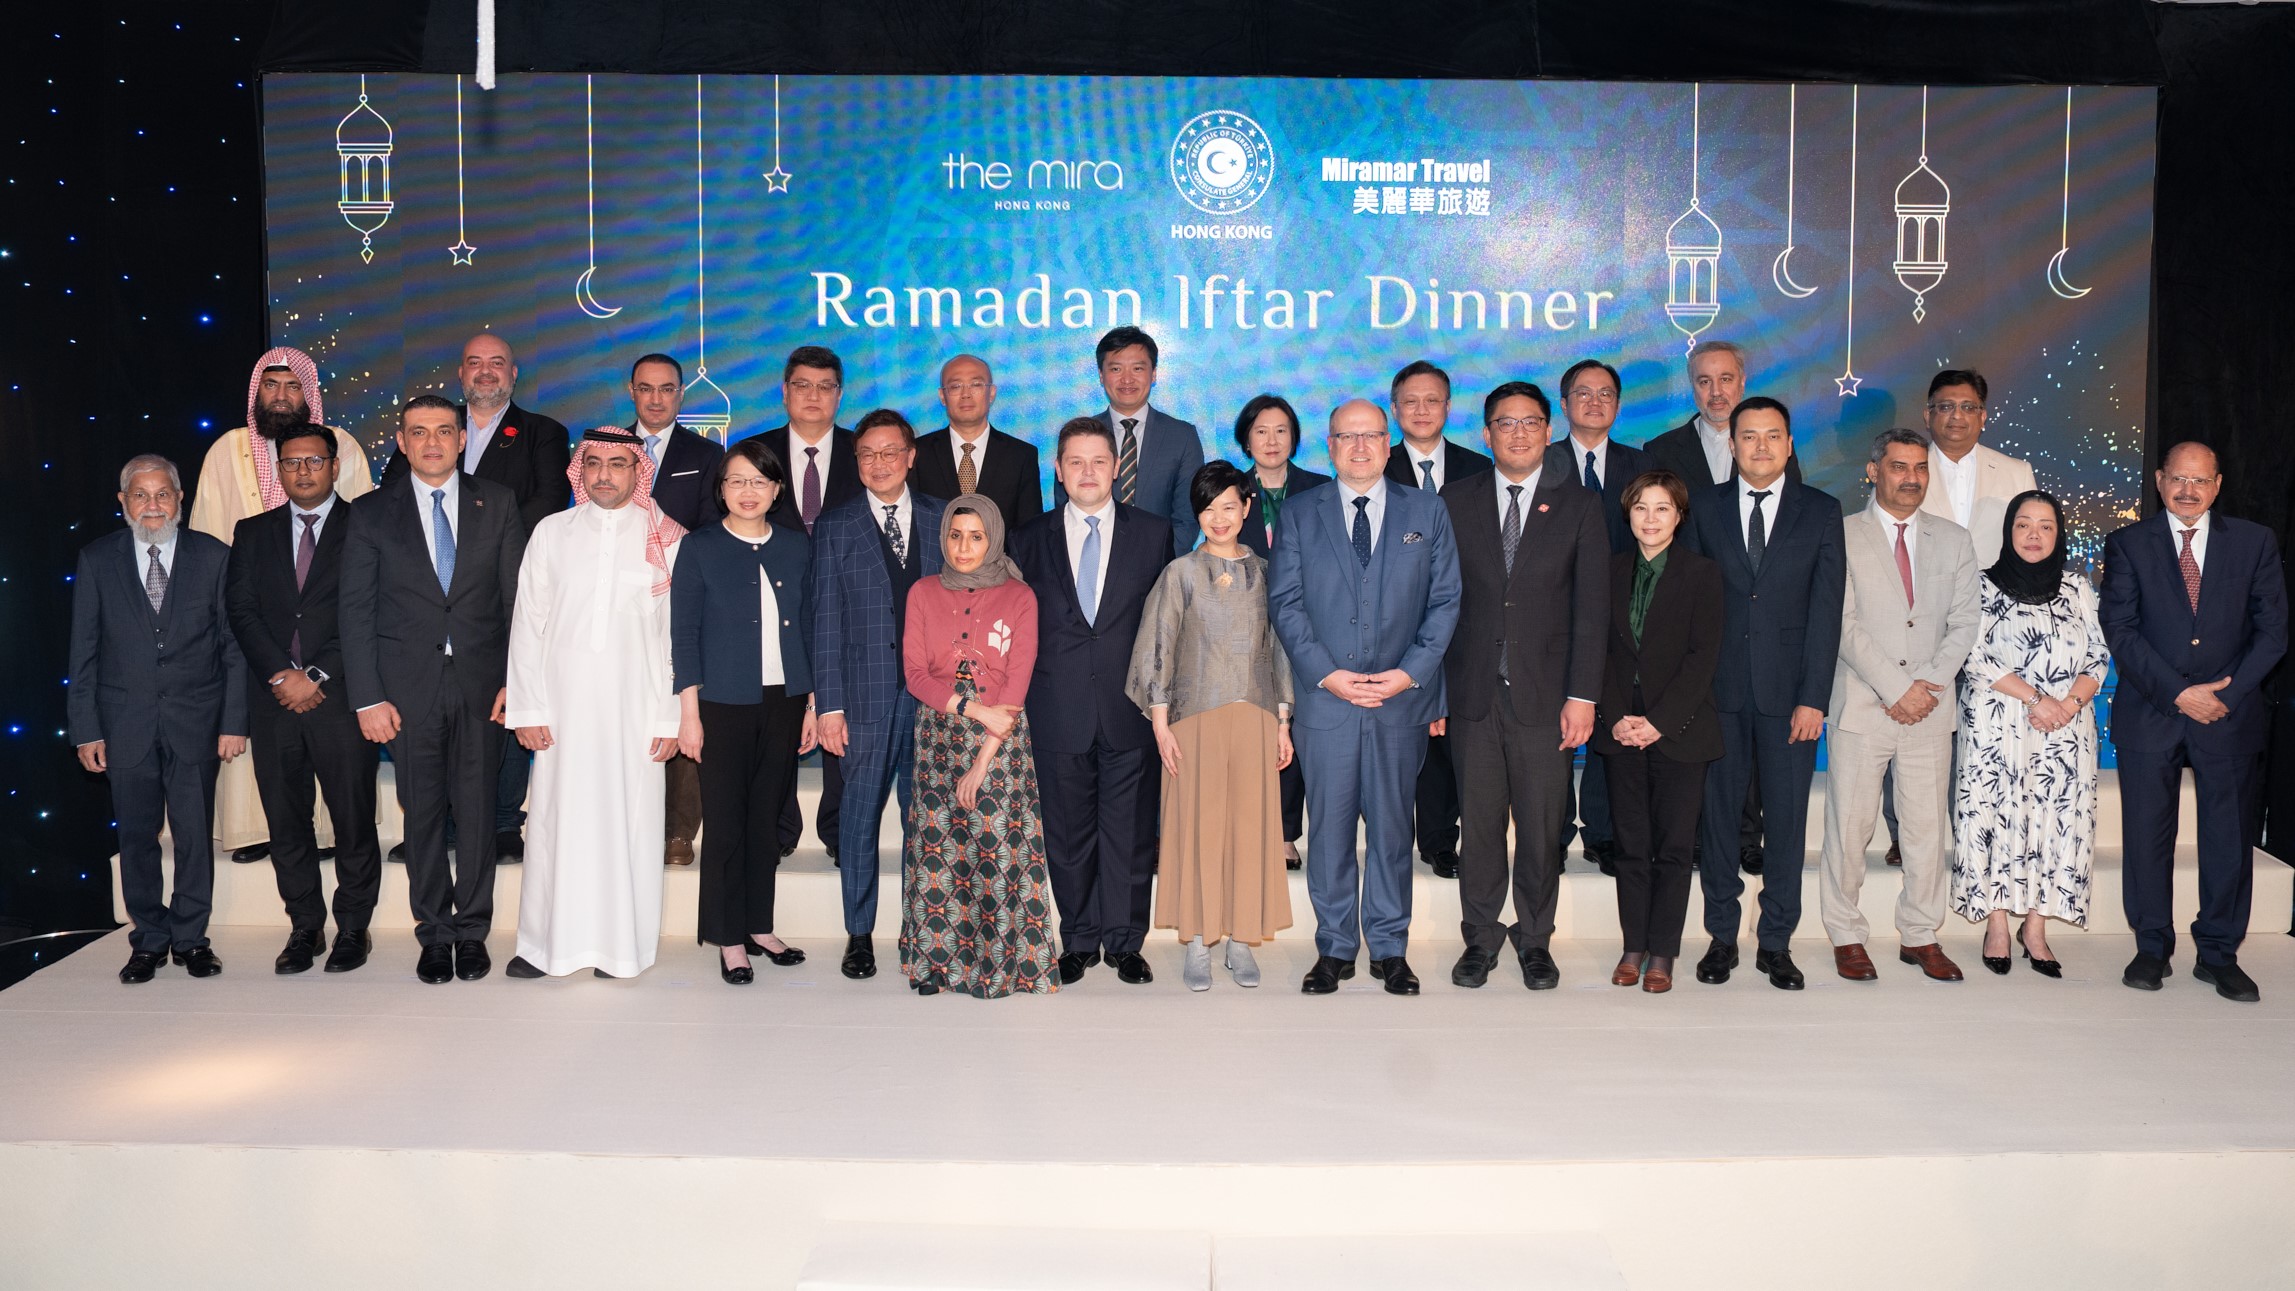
[249,689,380,934]
[113,742,219,954]
[1698,707,1816,951]
[1414,732,1461,858]
[696,692,808,946]
[778,747,842,854]
[1281,753,1306,843]
[2118,743,2263,964]
[1039,740,1158,955]
[1607,747,1708,957]
[1452,685,1574,956]
[389,665,502,948]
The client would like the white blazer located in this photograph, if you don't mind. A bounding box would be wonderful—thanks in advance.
[1922,441,2038,567]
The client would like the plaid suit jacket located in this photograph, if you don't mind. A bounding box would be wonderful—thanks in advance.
[806,489,946,724]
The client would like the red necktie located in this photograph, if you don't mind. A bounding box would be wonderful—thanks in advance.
[2180,527,2202,614]
[1894,522,1914,608]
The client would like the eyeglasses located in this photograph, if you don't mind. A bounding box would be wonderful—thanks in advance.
[1565,388,1618,405]
[722,475,775,492]
[940,380,990,394]
[2163,475,2220,489]
[1395,397,1448,412]
[1329,432,1388,448]
[278,456,334,473]
[854,448,910,465]
[1487,416,1550,434]
[786,379,842,395]
[124,489,178,506]
[1926,401,1985,417]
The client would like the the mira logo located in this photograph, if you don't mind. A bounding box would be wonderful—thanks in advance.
[1169,110,1274,215]
[941,153,1124,192]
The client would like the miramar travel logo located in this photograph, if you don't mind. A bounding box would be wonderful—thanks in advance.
[1169,109,1275,239]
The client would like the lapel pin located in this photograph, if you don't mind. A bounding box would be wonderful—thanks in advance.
[1537,503,1550,513]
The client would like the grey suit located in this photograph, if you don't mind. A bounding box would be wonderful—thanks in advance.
[1057,407,1205,556]
[1818,505,1980,948]
[69,528,249,953]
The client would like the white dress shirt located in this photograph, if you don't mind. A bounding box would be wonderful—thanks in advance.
[286,491,338,562]
[1336,476,1389,554]
[1868,498,1920,580]
[789,425,837,491]
[637,424,672,466]
[868,486,915,556]
[1064,497,1116,583]
[463,402,509,474]
[138,529,179,579]
[1570,435,1608,489]
[1402,440,1446,491]
[1933,447,1978,529]
[1737,473,1784,550]
[1494,466,1543,513]
[1696,416,1733,484]
[413,473,461,656]
[2170,511,2209,572]
[948,426,991,480]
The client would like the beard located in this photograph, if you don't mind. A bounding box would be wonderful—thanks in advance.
[256,402,312,441]
[129,512,182,547]
[462,376,514,413]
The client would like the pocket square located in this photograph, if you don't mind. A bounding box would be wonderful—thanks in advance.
[669,469,700,477]
[1403,531,1424,544]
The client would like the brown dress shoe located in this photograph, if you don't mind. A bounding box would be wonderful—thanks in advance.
[665,837,695,867]
[1833,944,1879,981]
[1899,943,1964,981]
[1611,956,1642,987]
[1641,960,1673,994]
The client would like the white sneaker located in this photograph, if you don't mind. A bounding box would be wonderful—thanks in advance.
[1224,939,1260,988]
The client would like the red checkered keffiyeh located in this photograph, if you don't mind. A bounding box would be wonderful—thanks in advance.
[245,346,326,512]
[567,427,685,596]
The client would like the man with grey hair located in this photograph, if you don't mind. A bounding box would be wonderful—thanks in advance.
[1818,428,1980,983]
[914,353,1043,526]
[71,453,250,983]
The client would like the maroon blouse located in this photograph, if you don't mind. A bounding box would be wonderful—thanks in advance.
[903,578,1038,711]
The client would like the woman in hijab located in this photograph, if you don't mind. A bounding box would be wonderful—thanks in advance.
[900,495,1056,997]
[1950,491,2111,977]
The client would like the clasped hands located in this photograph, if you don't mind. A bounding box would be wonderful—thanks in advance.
[1322,669,1413,708]
[2175,677,2232,725]
[1886,680,1945,726]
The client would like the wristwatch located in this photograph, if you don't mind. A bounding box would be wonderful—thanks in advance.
[304,665,329,685]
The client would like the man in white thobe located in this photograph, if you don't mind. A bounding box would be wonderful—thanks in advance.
[503,429,684,979]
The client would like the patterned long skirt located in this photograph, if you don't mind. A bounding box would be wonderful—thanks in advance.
[901,684,1057,998]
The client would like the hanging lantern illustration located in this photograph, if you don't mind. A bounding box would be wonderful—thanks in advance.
[682,368,733,443]
[680,78,733,443]
[1891,87,1950,323]
[1663,85,1721,352]
[336,75,395,264]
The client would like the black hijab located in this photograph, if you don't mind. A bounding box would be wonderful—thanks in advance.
[1984,489,2067,605]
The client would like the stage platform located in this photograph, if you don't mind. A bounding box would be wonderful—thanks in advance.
[115,767,2295,942]
[5,921,2294,1288]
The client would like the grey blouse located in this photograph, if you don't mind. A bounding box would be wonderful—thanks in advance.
[1125,548,1294,724]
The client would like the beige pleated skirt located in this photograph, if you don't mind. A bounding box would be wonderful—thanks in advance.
[1153,701,1293,944]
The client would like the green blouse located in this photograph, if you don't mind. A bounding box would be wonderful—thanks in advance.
[1629,547,1669,645]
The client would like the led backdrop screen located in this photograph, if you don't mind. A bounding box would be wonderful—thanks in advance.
[260,74,2156,561]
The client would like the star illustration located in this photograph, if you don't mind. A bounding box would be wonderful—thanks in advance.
[762,166,792,193]
[448,240,476,265]
[1835,372,1863,397]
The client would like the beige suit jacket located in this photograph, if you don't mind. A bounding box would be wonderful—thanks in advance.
[1921,441,2036,567]
[1829,506,1982,737]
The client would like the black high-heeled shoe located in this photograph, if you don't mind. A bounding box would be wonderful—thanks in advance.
[2021,945,2062,978]
[913,980,940,996]
[745,938,805,967]
[720,958,754,985]
[1982,954,2011,975]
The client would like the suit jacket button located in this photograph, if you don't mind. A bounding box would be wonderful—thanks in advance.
[1898,660,1906,667]
[1905,620,1914,628]
[2191,638,2201,646]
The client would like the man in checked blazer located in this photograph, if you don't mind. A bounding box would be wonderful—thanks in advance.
[1058,326,1204,557]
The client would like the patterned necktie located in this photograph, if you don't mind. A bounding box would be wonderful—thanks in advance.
[1894,521,1915,608]
[1351,496,1373,567]
[1420,459,1437,491]
[884,503,905,567]
[1077,514,1102,625]
[292,512,318,662]
[1117,418,1140,505]
[1584,449,1601,492]
[1746,490,1771,576]
[1500,485,1523,683]
[958,441,978,496]
[144,543,168,613]
[801,446,822,533]
[2180,526,2202,614]
[430,488,457,595]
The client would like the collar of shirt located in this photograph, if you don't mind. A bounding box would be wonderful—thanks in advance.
[414,471,461,537]
[870,487,913,535]
[1570,434,1609,484]
[1695,417,1734,479]
[466,401,510,441]
[1494,467,1541,511]
[1337,476,1389,546]
[636,424,673,461]
[950,426,989,470]
[1868,498,1919,567]
[2170,510,2210,566]
[1105,404,1152,430]
[1737,474,1782,536]
[1065,496,1115,535]
[290,491,337,540]
[141,529,179,575]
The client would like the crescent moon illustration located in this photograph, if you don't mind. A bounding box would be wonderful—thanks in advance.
[1772,244,1817,298]
[2045,247,2090,300]
[575,266,622,319]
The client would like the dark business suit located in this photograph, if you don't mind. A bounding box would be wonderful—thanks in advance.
[642,422,728,534]
[752,423,857,851]
[1055,408,1204,556]
[340,472,526,948]
[69,528,249,954]
[807,489,947,934]
[1388,439,1492,869]
[1440,468,1608,959]
[913,427,1042,530]
[1548,436,1653,861]
[1592,548,1724,958]
[1238,462,1331,844]
[226,499,382,936]
[381,402,571,535]
[1010,503,1176,956]
[2101,510,2289,965]
[1684,478,1845,952]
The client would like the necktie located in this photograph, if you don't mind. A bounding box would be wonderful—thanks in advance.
[958,441,978,496]
[1077,514,1102,625]
[643,434,660,466]
[1499,485,1523,682]
[1746,490,1770,576]
[801,446,822,533]
[292,512,318,663]
[1420,459,1437,491]
[2180,526,2202,614]
[1584,449,1601,492]
[1351,496,1372,567]
[431,488,457,595]
[1894,521,1915,608]
[1117,418,1140,505]
[144,543,168,613]
[885,503,906,567]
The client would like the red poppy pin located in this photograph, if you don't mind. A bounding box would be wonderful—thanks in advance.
[501,425,518,439]
[1538,503,1550,513]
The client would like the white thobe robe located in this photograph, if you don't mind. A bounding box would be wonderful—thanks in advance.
[189,424,376,850]
[505,501,681,977]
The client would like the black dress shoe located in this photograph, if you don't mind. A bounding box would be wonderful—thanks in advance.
[172,946,224,978]
[720,960,754,985]
[454,940,491,981]
[1519,947,1560,991]
[315,847,338,862]
[1695,940,1739,985]
[274,928,325,975]
[416,944,455,984]
[592,968,617,979]
[231,842,270,863]
[387,843,409,864]
[780,842,798,858]
[324,930,372,973]
[1884,840,1902,867]
[746,939,806,966]
[914,981,940,996]
[1738,846,1764,876]
[1301,955,1356,994]
[2195,959,2260,1002]
[1425,849,1459,879]
[1451,946,1495,989]
[840,934,877,980]
[504,955,546,978]
[2021,947,2063,979]
[119,949,166,984]
[2122,952,2170,991]
[1753,948,1804,990]
[1369,956,1420,995]
[1108,950,1154,984]
[1982,954,2012,976]
[494,830,525,862]
[1056,952,1092,985]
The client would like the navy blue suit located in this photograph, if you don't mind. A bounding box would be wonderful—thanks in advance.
[807,489,946,934]
[1270,480,1462,961]
[2101,510,2288,964]
[70,527,249,953]
[1010,502,1175,956]
[1684,479,1845,951]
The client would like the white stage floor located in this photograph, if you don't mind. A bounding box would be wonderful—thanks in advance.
[6,921,2295,1288]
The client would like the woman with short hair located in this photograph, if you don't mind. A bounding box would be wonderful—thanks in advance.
[1231,393,1327,869]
